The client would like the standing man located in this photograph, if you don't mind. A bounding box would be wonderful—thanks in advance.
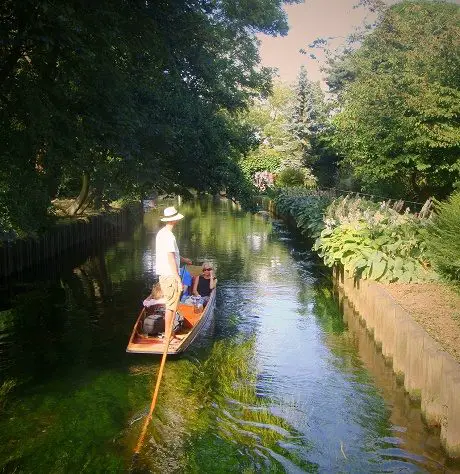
[155,206,192,338]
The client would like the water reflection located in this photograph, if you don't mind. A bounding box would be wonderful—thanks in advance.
[0,198,458,473]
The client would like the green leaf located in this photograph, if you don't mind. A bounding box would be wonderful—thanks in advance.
[370,259,387,280]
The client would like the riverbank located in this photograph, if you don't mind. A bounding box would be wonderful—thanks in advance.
[383,282,460,364]
[267,197,460,458]
[0,202,141,277]
[335,267,460,459]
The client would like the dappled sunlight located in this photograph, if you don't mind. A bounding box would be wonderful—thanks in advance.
[0,199,456,473]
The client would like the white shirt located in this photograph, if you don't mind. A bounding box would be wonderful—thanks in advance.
[155,226,180,276]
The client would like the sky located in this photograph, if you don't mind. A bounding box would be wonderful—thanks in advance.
[257,0,396,86]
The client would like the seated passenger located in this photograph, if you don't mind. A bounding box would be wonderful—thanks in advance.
[192,261,217,307]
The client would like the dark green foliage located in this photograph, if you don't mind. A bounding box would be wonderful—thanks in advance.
[1,0,296,235]
[332,1,460,200]
[274,188,333,238]
[0,166,52,236]
[426,191,460,282]
[274,167,317,190]
[275,168,305,188]
[241,70,335,188]
[240,83,303,179]
[324,49,356,98]
[291,66,339,187]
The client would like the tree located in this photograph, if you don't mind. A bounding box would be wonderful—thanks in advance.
[331,1,460,200]
[240,83,302,180]
[1,0,298,235]
[290,66,337,187]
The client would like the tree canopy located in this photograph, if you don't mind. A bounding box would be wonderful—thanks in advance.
[290,66,337,187]
[240,72,331,189]
[1,0,296,235]
[239,83,299,179]
[331,1,460,200]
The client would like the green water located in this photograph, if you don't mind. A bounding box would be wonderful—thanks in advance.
[0,198,457,473]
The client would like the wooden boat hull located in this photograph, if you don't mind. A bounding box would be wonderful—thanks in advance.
[126,289,216,355]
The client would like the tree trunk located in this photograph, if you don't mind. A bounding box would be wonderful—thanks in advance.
[67,172,90,216]
[77,189,95,214]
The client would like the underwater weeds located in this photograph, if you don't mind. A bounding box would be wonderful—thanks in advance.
[0,380,16,413]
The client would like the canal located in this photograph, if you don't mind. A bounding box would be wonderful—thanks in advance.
[0,198,457,473]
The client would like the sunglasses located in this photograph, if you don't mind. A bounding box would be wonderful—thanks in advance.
[203,268,212,271]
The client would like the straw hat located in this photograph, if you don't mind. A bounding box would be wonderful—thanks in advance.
[160,206,184,222]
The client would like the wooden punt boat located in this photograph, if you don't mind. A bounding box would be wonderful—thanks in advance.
[126,286,216,355]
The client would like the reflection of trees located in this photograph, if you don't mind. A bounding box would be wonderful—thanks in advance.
[0,276,95,385]
[104,222,147,285]
[288,240,443,468]
[0,242,153,472]
[0,234,148,386]
[145,198,293,285]
[275,227,395,451]
[298,285,346,336]
[339,296,448,466]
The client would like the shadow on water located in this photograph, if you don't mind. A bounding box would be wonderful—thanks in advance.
[0,198,459,473]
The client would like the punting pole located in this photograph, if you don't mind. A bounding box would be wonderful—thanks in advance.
[133,296,179,455]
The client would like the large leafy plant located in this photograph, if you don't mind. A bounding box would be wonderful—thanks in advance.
[274,188,333,239]
[274,191,437,282]
[315,197,436,282]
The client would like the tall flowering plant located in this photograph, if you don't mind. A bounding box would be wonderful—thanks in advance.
[315,196,436,282]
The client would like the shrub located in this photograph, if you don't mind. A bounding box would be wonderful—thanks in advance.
[315,221,434,282]
[274,191,437,282]
[315,196,436,282]
[275,167,317,189]
[274,188,333,238]
[426,192,460,282]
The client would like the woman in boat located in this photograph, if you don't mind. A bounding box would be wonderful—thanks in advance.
[192,261,217,307]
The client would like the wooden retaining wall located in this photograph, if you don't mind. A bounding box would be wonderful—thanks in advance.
[0,205,140,278]
[334,266,460,459]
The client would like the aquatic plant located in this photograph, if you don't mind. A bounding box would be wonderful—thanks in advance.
[181,337,317,472]
[0,380,16,413]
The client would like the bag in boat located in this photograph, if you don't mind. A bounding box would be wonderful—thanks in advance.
[143,310,184,335]
[143,313,165,335]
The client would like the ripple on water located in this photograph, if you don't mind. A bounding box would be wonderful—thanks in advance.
[1,199,459,473]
